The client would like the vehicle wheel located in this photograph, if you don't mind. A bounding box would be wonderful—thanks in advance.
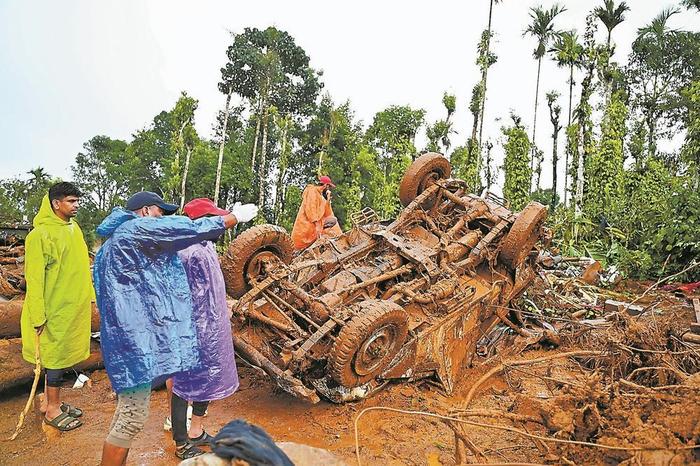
[220,224,294,298]
[399,152,452,207]
[329,300,409,387]
[499,202,547,269]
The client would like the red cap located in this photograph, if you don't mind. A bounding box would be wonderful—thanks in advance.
[319,175,336,188]
[183,198,230,220]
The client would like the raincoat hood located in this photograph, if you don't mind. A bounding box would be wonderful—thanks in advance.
[33,195,70,227]
[96,207,137,237]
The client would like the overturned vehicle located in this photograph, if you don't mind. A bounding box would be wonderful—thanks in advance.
[220,153,548,403]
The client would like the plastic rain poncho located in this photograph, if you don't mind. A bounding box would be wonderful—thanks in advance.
[172,241,238,402]
[21,196,94,369]
[92,208,225,392]
[291,185,342,250]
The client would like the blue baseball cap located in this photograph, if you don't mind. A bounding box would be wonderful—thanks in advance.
[126,191,178,214]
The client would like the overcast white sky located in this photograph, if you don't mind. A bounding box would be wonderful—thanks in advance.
[1,1,698,196]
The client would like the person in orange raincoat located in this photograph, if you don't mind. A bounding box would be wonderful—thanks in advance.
[291,176,343,250]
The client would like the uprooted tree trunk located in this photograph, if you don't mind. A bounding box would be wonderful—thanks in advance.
[0,301,101,339]
[0,338,103,394]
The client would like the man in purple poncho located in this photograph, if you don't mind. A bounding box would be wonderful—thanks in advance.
[169,198,242,459]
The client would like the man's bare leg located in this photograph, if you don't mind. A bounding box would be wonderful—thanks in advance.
[44,386,62,420]
[189,414,204,439]
[165,378,173,412]
[101,441,129,466]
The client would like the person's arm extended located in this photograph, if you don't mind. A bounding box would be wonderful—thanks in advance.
[23,232,48,331]
[133,215,228,252]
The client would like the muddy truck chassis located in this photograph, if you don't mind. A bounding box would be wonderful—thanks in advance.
[220,153,548,403]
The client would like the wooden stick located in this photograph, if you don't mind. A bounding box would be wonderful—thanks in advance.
[6,332,41,441]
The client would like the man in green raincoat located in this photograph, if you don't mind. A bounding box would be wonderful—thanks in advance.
[20,182,93,432]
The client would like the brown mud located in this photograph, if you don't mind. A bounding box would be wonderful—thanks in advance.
[0,280,699,465]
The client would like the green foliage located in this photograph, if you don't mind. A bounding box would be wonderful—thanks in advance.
[501,114,532,211]
[1,17,698,285]
[366,105,424,217]
[451,143,480,193]
[627,15,700,157]
[565,123,580,199]
[583,90,627,220]
[681,81,700,184]
[0,169,57,225]
[476,29,497,72]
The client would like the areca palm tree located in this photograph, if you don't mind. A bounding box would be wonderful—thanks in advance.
[681,0,699,12]
[524,4,566,183]
[634,7,679,158]
[477,0,503,150]
[550,30,582,205]
[636,7,679,43]
[594,0,630,52]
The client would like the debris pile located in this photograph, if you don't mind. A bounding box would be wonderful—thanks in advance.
[0,224,28,299]
[440,258,700,465]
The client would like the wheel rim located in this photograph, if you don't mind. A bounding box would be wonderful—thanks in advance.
[354,324,399,376]
[244,250,278,284]
[418,171,442,194]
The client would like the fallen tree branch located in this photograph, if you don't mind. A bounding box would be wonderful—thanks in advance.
[459,351,606,410]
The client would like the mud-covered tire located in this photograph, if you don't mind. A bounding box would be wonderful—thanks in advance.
[499,202,547,269]
[220,224,294,298]
[329,300,409,387]
[399,152,452,207]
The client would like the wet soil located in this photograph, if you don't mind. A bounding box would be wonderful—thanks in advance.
[1,282,699,465]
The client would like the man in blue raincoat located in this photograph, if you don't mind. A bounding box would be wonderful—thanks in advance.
[93,191,257,466]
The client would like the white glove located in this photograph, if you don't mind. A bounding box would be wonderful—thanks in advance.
[230,203,259,223]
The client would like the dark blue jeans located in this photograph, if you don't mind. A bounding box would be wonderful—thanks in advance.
[45,368,64,388]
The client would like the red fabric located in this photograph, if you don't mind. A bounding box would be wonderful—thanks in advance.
[661,281,700,294]
[318,175,336,187]
[183,198,230,220]
[291,185,342,250]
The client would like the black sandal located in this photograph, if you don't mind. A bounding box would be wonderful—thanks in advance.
[44,412,82,432]
[60,402,83,418]
[175,442,205,460]
[188,431,213,447]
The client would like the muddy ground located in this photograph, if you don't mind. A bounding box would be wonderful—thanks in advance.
[1,281,699,466]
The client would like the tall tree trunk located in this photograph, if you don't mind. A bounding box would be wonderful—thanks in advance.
[477,0,495,149]
[485,141,493,190]
[530,57,543,189]
[180,144,192,210]
[551,132,559,212]
[257,108,270,213]
[172,119,188,201]
[251,97,263,171]
[274,121,288,223]
[214,87,234,205]
[574,122,585,224]
[574,68,593,230]
[563,65,574,206]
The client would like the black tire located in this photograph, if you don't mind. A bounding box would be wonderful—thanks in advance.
[329,300,409,387]
[399,152,452,207]
[220,224,294,298]
[499,202,547,269]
